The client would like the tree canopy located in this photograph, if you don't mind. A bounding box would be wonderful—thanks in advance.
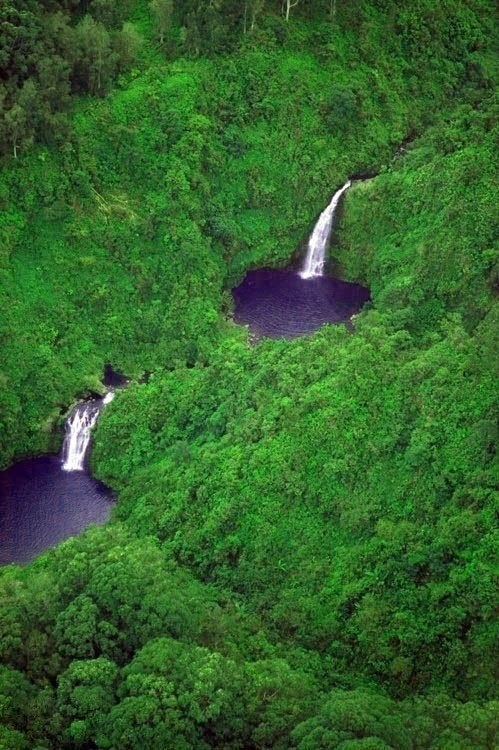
[0,0,497,747]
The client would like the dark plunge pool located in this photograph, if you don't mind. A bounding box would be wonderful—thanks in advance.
[0,455,113,565]
[232,269,370,339]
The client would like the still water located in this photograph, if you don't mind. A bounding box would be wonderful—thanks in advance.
[232,269,370,339]
[0,453,113,565]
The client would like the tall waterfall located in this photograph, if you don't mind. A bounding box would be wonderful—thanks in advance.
[62,392,114,472]
[300,180,351,279]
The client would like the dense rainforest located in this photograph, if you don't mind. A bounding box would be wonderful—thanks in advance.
[0,0,498,747]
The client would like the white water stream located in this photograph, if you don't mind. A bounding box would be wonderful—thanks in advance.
[300,180,351,279]
[62,392,114,472]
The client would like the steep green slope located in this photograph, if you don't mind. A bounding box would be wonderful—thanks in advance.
[0,1,498,748]
[338,99,498,334]
[94,316,498,698]
[1,0,494,464]
[91,62,498,703]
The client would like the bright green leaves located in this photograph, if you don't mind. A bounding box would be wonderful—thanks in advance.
[56,657,119,746]
[99,639,318,749]
[292,689,411,750]
[0,3,497,748]
[54,595,101,661]
[339,107,498,336]
[92,305,497,698]
[101,692,193,750]
[245,658,317,748]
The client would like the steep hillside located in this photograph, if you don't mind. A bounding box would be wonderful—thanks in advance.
[0,1,497,748]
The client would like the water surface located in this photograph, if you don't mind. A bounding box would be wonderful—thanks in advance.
[0,455,113,565]
[232,269,369,339]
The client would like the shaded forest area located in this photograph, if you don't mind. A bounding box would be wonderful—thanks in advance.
[0,0,141,157]
[0,0,498,747]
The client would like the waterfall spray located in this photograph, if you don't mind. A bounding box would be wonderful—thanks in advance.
[300,180,351,279]
[61,393,114,472]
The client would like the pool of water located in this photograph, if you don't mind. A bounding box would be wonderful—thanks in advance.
[232,268,370,339]
[0,455,113,565]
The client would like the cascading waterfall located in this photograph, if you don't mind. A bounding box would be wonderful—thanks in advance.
[61,392,114,472]
[300,180,351,279]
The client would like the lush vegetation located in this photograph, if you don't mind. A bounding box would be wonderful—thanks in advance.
[1,0,498,747]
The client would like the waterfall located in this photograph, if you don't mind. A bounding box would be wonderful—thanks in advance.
[61,392,114,472]
[300,180,351,279]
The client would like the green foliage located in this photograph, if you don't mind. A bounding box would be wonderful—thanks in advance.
[0,0,143,159]
[0,524,319,748]
[56,657,119,744]
[92,308,498,699]
[292,688,412,749]
[0,0,498,747]
[338,99,498,334]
